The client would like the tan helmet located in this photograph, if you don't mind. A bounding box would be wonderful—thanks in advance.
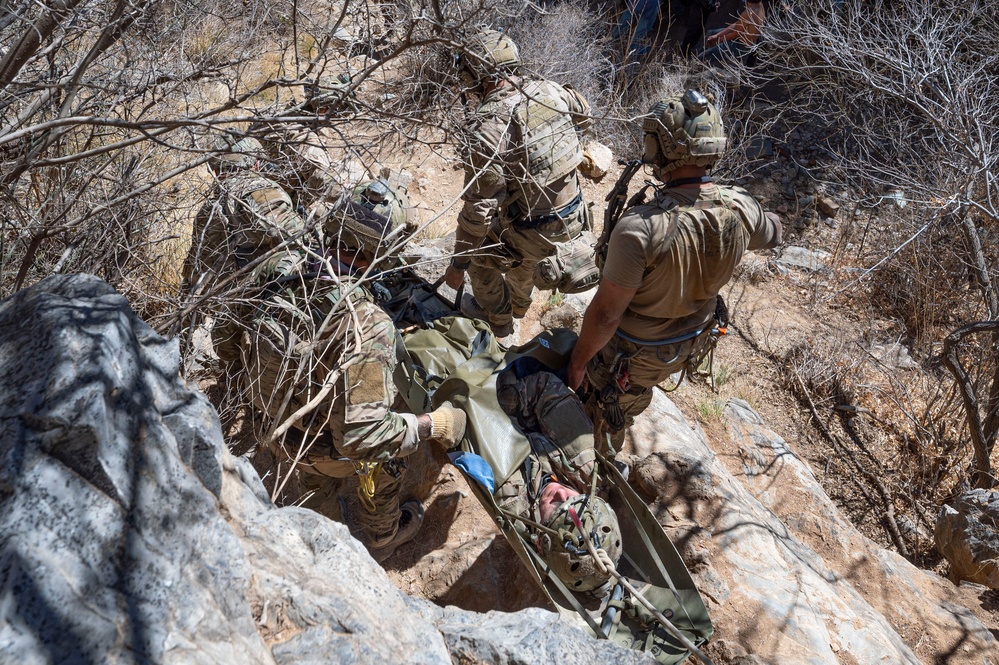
[540,494,622,593]
[303,74,354,113]
[323,179,415,265]
[642,89,726,172]
[458,29,521,85]
[209,135,263,174]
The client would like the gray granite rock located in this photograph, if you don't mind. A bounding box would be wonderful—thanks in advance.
[775,246,831,272]
[429,606,654,665]
[626,395,998,663]
[936,489,999,589]
[0,274,268,665]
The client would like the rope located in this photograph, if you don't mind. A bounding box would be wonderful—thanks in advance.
[567,507,715,665]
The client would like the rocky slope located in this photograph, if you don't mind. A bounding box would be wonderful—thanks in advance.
[0,275,648,665]
[0,275,995,664]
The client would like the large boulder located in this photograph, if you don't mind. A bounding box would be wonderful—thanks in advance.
[631,396,997,664]
[0,274,650,665]
[936,488,999,589]
[0,275,264,665]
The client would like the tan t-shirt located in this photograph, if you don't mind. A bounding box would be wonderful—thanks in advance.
[602,184,781,341]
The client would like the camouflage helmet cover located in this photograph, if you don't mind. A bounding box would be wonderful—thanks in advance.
[210,135,264,174]
[304,73,353,112]
[324,179,415,264]
[460,29,521,83]
[642,89,726,171]
[540,494,622,593]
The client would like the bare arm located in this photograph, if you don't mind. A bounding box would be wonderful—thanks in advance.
[706,1,764,46]
[566,279,637,390]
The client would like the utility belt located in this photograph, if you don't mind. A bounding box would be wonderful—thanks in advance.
[508,190,583,230]
[595,298,730,433]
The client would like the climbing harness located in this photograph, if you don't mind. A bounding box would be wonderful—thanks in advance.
[351,458,405,513]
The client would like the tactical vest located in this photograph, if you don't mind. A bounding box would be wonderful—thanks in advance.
[506,80,583,209]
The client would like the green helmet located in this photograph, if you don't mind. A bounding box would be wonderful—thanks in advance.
[303,74,354,113]
[642,90,726,172]
[458,29,521,85]
[540,494,622,593]
[209,135,263,174]
[323,179,415,265]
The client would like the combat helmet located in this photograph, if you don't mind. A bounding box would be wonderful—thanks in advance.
[457,29,521,86]
[209,135,263,174]
[303,73,354,113]
[323,179,416,266]
[642,90,726,172]
[540,494,623,594]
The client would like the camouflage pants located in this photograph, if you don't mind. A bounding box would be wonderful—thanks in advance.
[584,331,709,453]
[298,455,406,546]
[469,205,590,329]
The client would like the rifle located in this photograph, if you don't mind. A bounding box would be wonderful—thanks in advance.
[596,159,644,264]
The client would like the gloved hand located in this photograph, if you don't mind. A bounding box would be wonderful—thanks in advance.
[427,402,467,449]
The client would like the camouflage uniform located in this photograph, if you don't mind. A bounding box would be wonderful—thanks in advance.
[243,263,419,545]
[494,371,596,520]
[586,184,782,451]
[457,79,593,329]
[184,168,307,363]
[255,124,346,206]
[186,171,303,283]
[252,77,359,207]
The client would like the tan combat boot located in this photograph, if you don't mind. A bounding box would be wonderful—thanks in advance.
[367,499,425,564]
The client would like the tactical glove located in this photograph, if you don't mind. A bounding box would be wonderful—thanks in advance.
[428,403,467,449]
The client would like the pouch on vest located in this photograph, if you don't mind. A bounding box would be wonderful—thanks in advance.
[508,81,584,202]
[534,230,600,294]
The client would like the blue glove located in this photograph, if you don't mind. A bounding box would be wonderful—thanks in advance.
[453,452,496,494]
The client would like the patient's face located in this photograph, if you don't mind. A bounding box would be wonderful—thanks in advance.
[538,482,581,525]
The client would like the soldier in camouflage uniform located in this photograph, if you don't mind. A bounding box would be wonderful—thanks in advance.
[242,179,466,562]
[252,76,358,208]
[443,30,595,337]
[182,135,310,363]
[492,368,623,595]
[567,91,782,451]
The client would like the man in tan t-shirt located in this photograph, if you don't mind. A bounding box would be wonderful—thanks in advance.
[566,90,781,451]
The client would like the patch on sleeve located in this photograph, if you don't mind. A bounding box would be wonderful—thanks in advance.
[346,361,388,406]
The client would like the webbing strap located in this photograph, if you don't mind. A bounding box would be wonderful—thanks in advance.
[599,453,703,632]
[599,453,674,589]
[614,326,705,347]
[511,189,583,229]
